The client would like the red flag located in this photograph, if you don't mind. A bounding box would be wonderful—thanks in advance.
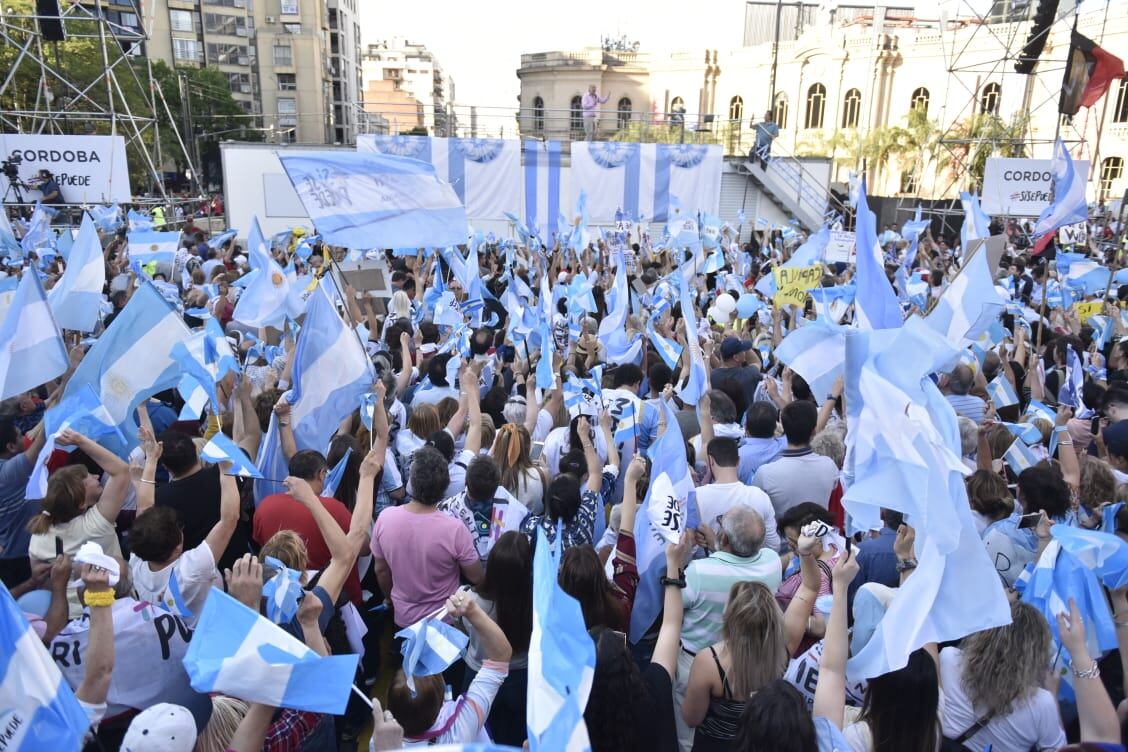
[1060,31,1125,116]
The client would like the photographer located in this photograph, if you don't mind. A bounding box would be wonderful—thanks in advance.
[34,169,63,205]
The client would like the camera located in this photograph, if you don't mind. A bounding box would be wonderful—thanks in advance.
[1,152,20,182]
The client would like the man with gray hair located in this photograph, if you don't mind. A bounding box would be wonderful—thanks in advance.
[671,506,782,748]
[943,363,987,424]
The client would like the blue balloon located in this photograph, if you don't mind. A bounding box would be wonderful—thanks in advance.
[736,293,762,318]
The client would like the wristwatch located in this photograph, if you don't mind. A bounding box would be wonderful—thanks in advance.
[895,558,918,573]
[660,575,687,589]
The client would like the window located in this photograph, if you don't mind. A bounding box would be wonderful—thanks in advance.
[1099,157,1124,204]
[617,97,632,130]
[169,9,194,32]
[284,23,302,34]
[729,95,744,122]
[1114,78,1128,124]
[900,170,918,194]
[206,43,247,64]
[979,82,1001,115]
[278,73,297,91]
[226,72,251,93]
[120,12,138,27]
[773,93,789,129]
[280,0,299,14]
[273,43,293,66]
[533,96,544,134]
[911,87,930,115]
[804,83,826,129]
[173,38,200,62]
[570,95,583,138]
[277,97,297,114]
[204,13,245,35]
[841,88,861,128]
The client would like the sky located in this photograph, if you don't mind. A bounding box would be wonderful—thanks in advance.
[358,0,747,112]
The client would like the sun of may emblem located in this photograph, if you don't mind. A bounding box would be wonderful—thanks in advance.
[271,271,284,287]
[107,374,132,400]
[149,244,159,251]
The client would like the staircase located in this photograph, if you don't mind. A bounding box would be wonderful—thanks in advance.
[737,142,843,232]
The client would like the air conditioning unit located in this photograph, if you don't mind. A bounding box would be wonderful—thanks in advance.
[239,83,251,93]
[265,16,275,24]
[237,55,249,65]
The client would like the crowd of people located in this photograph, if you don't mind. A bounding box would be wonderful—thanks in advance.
[3,196,1128,752]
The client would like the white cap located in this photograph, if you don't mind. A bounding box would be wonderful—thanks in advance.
[121,704,197,752]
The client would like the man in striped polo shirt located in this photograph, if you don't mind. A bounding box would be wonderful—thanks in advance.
[671,506,782,750]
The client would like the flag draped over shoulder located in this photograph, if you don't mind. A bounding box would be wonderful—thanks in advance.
[843,316,1011,678]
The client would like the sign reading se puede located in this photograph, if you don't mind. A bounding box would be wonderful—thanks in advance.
[0,133,131,204]
[982,157,1090,217]
[773,264,822,307]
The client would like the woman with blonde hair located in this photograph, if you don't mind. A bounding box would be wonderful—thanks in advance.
[939,601,1065,750]
[1081,458,1116,513]
[491,423,546,515]
[681,580,790,750]
[394,403,439,475]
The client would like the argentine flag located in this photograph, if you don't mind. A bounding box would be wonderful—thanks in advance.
[255,282,374,501]
[47,212,105,332]
[183,588,358,714]
[1032,139,1089,248]
[128,230,180,266]
[774,318,849,406]
[232,216,296,329]
[46,281,192,457]
[0,270,69,400]
[201,433,263,479]
[278,150,467,250]
[0,582,89,750]
[924,240,1005,345]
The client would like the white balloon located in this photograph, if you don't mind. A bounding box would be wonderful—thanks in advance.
[715,293,737,313]
[707,305,723,322]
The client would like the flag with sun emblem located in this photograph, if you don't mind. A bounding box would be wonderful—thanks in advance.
[232,215,300,328]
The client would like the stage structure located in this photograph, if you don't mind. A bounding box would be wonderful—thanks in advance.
[0,0,200,203]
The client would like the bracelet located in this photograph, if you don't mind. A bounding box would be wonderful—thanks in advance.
[278,421,290,427]
[896,558,918,573]
[1071,660,1100,680]
[1116,621,1128,628]
[139,478,156,485]
[83,589,115,608]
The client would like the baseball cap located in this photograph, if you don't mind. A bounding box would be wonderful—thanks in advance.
[720,337,755,360]
[121,704,197,752]
[1104,420,1128,459]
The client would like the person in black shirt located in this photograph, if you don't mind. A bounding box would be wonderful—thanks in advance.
[152,430,252,571]
[33,169,63,205]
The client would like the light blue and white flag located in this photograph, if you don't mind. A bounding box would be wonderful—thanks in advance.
[261,556,303,626]
[564,366,603,418]
[1059,346,1084,409]
[183,588,358,714]
[1001,422,1043,446]
[1052,525,1128,590]
[646,323,683,371]
[90,203,121,233]
[47,212,105,332]
[254,283,374,502]
[127,209,153,232]
[959,191,991,251]
[232,216,296,329]
[613,401,638,446]
[26,385,123,500]
[0,206,21,256]
[0,270,68,400]
[786,225,830,268]
[128,230,180,266]
[630,398,699,643]
[55,226,73,261]
[1024,399,1056,425]
[528,526,596,751]
[1003,436,1040,475]
[809,284,856,324]
[46,282,192,457]
[277,151,467,250]
[843,317,1010,679]
[0,581,89,751]
[986,375,1019,409]
[171,333,222,413]
[535,324,555,391]
[676,272,708,406]
[396,614,469,694]
[19,204,53,256]
[853,180,902,330]
[201,433,263,479]
[924,241,1005,344]
[1032,139,1089,244]
[774,318,849,406]
[1088,315,1114,351]
[322,447,353,498]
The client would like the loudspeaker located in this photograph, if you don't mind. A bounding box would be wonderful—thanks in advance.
[36,0,66,42]
[1014,0,1060,74]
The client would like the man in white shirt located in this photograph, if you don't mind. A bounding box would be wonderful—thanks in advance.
[695,437,780,551]
[129,460,239,626]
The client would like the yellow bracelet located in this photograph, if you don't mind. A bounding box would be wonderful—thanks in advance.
[83,589,115,608]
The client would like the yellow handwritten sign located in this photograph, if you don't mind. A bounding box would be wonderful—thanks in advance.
[773,265,822,307]
[1075,300,1103,324]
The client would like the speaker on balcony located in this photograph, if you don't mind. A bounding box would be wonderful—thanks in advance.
[36,0,66,42]
[1014,0,1060,74]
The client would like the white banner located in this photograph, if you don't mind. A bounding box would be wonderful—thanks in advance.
[982,157,1090,217]
[825,230,856,264]
[1058,222,1088,246]
[0,134,131,204]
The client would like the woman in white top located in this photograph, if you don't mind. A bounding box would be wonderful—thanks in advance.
[27,430,131,617]
[842,648,942,752]
[491,423,546,516]
[939,601,1066,752]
